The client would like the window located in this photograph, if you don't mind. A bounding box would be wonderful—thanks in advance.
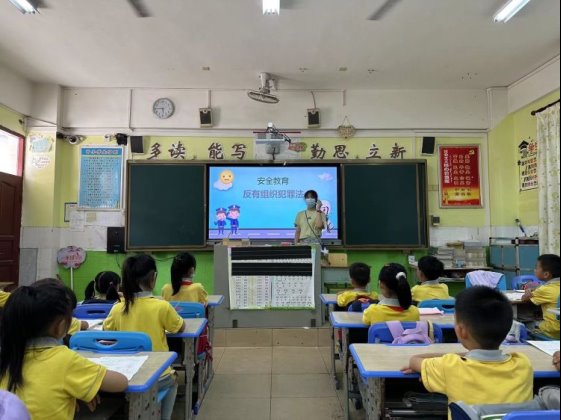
[0,128,24,176]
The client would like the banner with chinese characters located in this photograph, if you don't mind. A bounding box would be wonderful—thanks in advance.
[439,145,482,208]
[79,146,124,209]
[518,139,538,191]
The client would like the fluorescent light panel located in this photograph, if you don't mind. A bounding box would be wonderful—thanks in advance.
[263,0,280,15]
[8,0,38,13]
[494,0,532,23]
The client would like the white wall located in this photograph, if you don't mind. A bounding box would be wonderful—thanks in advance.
[508,55,560,114]
[61,87,490,131]
[0,62,33,115]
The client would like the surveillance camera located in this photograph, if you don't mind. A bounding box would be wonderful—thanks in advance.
[104,134,113,141]
[66,136,79,145]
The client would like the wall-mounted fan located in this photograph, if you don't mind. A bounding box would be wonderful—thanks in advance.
[368,0,401,20]
[247,73,280,104]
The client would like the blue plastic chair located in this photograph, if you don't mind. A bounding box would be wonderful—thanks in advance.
[73,303,113,319]
[368,322,443,344]
[69,331,152,353]
[418,299,456,314]
[170,301,205,318]
[504,411,561,420]
[465,272,507,291]
[511,275,542,290]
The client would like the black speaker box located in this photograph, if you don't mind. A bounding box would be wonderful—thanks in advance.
[307,108,320,128]
[422,137,436,155]
[199,108,213,127]
[130,136,144,154]
[107,227,125,253]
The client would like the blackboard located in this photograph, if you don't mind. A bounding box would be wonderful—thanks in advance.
[127,163,206,249]
[342,162,428,247]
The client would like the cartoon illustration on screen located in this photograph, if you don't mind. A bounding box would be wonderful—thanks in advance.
[213,169,235,191]
[227,205,241,235]
[320,200,334,233]
[214,207,228,235]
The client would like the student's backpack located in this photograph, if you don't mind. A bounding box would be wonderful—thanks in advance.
[386,321,433,345]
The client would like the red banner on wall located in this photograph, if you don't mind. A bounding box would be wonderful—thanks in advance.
[439,145,482,208]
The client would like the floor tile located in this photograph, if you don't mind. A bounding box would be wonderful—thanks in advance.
[216,347,272,374]
[271,397,343,420]
[205,374,272,399]
[271,374,336,398]
[196,398,271,420]
[319,346,343,373]
[273,328,318,346]
[226,328,273,347]
[272,347,327,374]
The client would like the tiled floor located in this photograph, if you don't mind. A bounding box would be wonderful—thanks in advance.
[185,346,366,420]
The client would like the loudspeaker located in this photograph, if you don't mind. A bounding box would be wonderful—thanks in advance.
[199,108,213,127]
[422,136,436,155]
[107,227,125,254]
[130,136,144,154]
[307,108,320,128]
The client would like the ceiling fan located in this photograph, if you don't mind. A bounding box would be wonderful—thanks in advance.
[9,0,151,17]
[368,0,401,20]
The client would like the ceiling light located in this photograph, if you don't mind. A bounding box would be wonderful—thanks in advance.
[493,0,532,23]
[8,0,38,14]
[263,0,280,15]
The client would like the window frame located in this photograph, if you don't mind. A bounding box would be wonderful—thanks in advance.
[0,125,25,177]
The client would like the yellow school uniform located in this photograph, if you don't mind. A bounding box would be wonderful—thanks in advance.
[161,282,208,304]
[0,291,10,307]
[421,350,533,418]
[530,278,560,339]
[294,210,327,242]
[0,338,107,420]
[362,298,420,325]
[337,289,379,307]
[67,317,83,335]
[411,281,450,302]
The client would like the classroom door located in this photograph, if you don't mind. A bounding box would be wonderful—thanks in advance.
[0,168,23,286]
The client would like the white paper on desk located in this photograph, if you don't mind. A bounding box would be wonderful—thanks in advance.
[504,292,525,302]
[527,341,560,356]
[87,355,148,380]
[419,308,444,315]
[86,319,104,329]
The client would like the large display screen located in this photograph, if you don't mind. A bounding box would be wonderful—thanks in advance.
[208,165,340,240]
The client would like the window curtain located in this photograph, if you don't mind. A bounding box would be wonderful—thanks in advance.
[537,102,560,255]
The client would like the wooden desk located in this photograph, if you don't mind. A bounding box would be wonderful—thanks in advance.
[328,311,456,391]
[76,351,177,420]
[349,343,560,420]
[168,318,207,420]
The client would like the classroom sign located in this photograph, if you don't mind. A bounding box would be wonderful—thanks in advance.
[57,246,86,269]
[518,139,538,191]
[79,146,124,209]
[439,145,482,208]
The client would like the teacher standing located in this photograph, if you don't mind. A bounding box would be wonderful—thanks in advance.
[294,190,327,244]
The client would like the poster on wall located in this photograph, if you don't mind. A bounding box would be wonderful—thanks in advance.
[439,145,482,208]
[518,139,538,191]
[78,146,124,210]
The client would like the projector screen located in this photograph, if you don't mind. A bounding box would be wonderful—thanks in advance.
[208,165,340,240]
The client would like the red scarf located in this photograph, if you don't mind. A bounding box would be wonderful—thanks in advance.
[181,280,193,286]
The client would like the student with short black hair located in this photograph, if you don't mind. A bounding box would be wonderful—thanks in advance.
[83,271,121,304]
[362,263,420,325]
[0,280,128,420]
[411,256,450,303]
[402,286,533,413]
[522,253,560,339]
[336,262,378,308]
[161,252,208,304]
[103,255,184,420]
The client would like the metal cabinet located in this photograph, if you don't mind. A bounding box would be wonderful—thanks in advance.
[489,237,539,288]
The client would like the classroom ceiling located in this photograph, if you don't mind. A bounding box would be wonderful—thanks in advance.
[0,0,559,90]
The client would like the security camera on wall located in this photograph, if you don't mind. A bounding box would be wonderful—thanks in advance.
[65,135,85,145]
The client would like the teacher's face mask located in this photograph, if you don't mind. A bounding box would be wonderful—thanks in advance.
[305,198,316,208]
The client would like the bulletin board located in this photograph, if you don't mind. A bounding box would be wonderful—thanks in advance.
[78,146,124,210]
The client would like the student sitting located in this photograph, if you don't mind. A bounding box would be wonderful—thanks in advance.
[161,252,208,305]
[83,271,121,304]
[362,263,420,325]
[411,256,450,303]
[522,254,560,339]
[0,280,128,420]
[336,262,378,309]
[103,255,185,420]
[402,286,533,415]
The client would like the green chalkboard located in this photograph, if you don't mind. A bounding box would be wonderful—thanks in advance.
[342,162,428,248]
[127,163,206,249]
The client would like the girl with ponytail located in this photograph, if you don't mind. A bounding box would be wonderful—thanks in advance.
[161,252,208,304]
[362,263,420,325]
[103,255,185,420]
[83,271,121,304]
[0,280,127,419]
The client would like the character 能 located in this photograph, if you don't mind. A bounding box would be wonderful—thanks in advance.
[227,205,241,235]
[214,207,227,235]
